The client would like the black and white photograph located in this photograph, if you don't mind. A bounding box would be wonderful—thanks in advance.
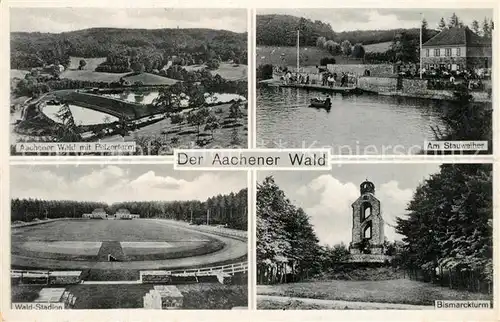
[10,165,248,309]
[256,163,493,309]
[10,8,248,155]
[256,9,493,155]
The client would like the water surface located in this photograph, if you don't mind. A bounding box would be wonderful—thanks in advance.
[257,86,445,155]
[43,104,119,126]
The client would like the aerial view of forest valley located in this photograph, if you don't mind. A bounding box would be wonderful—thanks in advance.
[10,8,248,156]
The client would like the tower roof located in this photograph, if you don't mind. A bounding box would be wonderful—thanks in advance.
[360,179,375,195]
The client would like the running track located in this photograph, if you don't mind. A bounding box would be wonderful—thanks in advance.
[11,220,247,270]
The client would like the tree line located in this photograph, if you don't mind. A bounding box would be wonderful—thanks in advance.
[257,176,322,284]
[11,188,247,230]
[395,163,493,292]
[11,27,247,70]
[257,14,432,47]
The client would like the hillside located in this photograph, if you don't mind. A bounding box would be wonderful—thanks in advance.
[364,41,392,53]
[257,14,438,46]
[257,14,335,47]
[11,27,247,70]
[257,46,331,67]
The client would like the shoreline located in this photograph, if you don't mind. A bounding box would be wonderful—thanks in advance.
[258,79,492,103]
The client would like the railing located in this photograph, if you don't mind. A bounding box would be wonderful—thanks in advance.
[169,261,248,276]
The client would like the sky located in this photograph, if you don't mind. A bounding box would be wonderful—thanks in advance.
[258,8,493,32]
[10,8,247,33]
[258,163,442,246]
[10,165,247,204]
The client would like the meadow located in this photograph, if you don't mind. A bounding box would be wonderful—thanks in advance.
[257,279,492,306]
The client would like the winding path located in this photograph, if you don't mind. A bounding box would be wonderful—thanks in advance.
[11,220,247,270]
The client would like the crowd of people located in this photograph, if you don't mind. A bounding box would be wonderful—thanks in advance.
[279,70,356,87]
[320,72,353,87]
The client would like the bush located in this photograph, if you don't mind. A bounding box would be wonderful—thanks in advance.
[319,57,336,66]
[206,59,220,70]
[256,64,273,80]
[352,43,366,59]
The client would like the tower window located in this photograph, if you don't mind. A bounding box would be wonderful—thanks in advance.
[361,202,372,222]
[363,222,372,239]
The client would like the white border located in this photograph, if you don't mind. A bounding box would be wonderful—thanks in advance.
[2,0,500,321]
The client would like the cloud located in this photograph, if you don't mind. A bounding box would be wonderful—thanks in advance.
[11,166,246,204]
[295,175,413,246]
[258,8,492,32]
[10,8,247,33]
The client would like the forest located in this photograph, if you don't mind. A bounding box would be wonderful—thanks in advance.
[257,165,493,293]
[396,163,493,292]
[11,27,247,70]
[257,14,432,47]
[11,188,248,230]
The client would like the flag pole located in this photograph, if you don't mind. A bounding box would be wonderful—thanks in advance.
[296,30,300,74]
[420,12,423,79]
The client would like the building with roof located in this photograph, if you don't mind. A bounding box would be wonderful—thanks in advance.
[115,208,140,220]
[422,26,492,73]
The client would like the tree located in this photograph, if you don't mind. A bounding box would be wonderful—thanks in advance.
[78,59,87,70]
[154,83,185,114]
[448,12,460,28]
[170,113,185,132]
[130,61,145,74]
[351,43,365,59]
[324,40,341,55]
[206,59,220,70]
[483,18,491,38]
[55,103,81,142]
[430,85,492,154]
[186,107,210,141]
[340,40,352,56]
[188,86,206,107]
[472,20,480,35]
[396,164,492,289]
[257,176,322,284]
[204,113,220,140]
[229,101,244,123]
[316,36,327,48]
[319,57,336,66]
[422,18,430,43]
[438,17,447,31]
[390,32,417,63]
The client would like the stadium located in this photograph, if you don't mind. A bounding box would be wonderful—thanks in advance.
[12,215,248,309]
[10,166,249,310]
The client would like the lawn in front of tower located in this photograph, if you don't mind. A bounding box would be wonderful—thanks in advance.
[257,279,492,306]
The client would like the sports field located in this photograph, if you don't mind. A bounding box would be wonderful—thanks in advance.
[11,219,246,269]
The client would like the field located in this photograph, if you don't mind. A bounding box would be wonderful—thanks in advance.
[185,63,247,81]
[11,219,243,268]
[257,45,329,67]
[257,279,492,306]
[12,283,248,309]
[364,41,392,53]
[211,63,247,81]
[67,57,107,70]
[11,69,29,80]
[124,73,178,85]
[119,102,249,152]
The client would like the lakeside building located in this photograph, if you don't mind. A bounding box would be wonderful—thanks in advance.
[422,26,492,73]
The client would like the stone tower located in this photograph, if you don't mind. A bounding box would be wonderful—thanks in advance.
[349,180,385,255]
